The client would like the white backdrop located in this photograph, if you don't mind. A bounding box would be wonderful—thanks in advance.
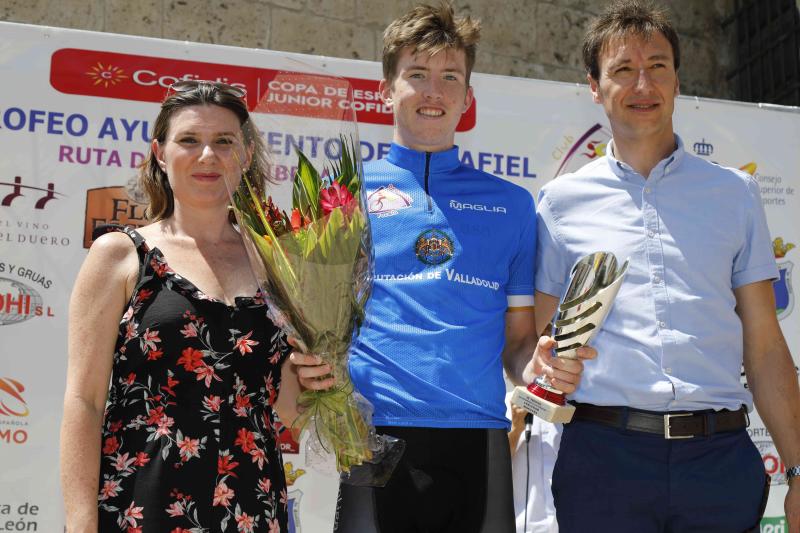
[0,21,798,532]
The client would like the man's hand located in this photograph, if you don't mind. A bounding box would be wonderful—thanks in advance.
[524,335,597,394]
[510,403,527,433]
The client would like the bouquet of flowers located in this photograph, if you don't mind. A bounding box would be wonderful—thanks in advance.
[230,133,375,473]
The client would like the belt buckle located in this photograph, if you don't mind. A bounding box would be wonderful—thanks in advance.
[664,413,693,439]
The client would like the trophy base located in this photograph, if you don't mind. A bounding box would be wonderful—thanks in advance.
[511,386,575,423]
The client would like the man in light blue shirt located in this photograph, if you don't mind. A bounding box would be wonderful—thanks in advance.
[534,1,800,531]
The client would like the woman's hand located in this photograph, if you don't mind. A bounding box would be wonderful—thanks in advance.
[289,351,336,391]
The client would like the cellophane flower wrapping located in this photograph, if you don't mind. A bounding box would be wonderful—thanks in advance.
[225,68,376,474]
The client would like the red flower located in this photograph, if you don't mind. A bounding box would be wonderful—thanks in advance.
[147,349,164,361]
[234,331,259,355]
[102,436,119,455]
[218,453,239,477]
[137,288,153,301]
[161,375,180,397]
[261,196,285,229]
[290,208,311,231]
[235,428,256,453]
[320,181,354,215]
[133,452,150,466]
[146,406,166,425]
[177,347,204,371]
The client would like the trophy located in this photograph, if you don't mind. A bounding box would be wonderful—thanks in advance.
[512,252,628,423]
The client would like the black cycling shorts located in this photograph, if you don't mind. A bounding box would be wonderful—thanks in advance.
[334,426,515,533]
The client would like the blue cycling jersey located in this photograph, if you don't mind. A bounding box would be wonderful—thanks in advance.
[350,143,536,429]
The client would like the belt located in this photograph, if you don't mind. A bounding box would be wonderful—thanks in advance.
[572,403,749,439]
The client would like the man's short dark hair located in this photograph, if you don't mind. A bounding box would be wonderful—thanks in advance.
[582,0,680,80]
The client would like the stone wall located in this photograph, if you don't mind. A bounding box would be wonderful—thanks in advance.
[1,0,737,99]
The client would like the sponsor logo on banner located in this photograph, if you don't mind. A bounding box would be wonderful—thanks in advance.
[83,179,149,248]
[754,439,788,485]
[739,162,788,207]
[761,516,788,532]
[50,48,476,131]
[1,175,71,246]
[0,377,30,445]
[773,238,795,320]
[368,185,412,217]
[415,229,455,265]
[0,276,55,326]
[1,176,65,210]
[276,419,300,455]
[284,462,307,533]
[552,123,612,178]
[692,138,714,156]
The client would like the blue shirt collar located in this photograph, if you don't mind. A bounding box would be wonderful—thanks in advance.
[606,134,686,182]
[386,143,461,175]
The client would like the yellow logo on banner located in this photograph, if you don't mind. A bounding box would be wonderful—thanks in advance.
[86,62,129,88]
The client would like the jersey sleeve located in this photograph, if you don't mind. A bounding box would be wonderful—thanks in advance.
[506,191,536,308]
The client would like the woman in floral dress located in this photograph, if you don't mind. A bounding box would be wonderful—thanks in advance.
[60,81,332,533]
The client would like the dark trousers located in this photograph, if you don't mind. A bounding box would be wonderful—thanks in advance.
[552,419,769,533]
[334,426,515,533]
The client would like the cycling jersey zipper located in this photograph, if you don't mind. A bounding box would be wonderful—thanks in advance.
[424,152,433,213]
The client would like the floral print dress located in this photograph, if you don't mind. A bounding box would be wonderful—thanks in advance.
[95,225,290,533]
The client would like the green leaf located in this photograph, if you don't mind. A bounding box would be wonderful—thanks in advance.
[293,150,321,221]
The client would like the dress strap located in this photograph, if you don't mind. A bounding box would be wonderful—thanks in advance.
[92,224,148,250]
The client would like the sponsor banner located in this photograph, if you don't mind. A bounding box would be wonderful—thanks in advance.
[50,48,477,130]
[0,20,798,530]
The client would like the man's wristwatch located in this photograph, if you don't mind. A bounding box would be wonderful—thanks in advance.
[787,465,800,483]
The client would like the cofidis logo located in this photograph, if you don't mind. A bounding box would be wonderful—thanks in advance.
[50,48,476,131]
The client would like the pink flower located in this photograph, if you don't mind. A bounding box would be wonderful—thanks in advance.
[125,320,138,341]
[213,481,234,507]
[269,518,281,533]
[177,435,201,461]
[195,362,222,388]
[250,448,266,470]
[141,328,161,352]
[133,452,150,467]
[180,321,199,338]
[235,511,255,533]
[203,395,222,412]
[166,501,184,517]
[99,479,120,501]
[234,331,259,355]
[155,416,175,437]
[257,477,271,493]
[123,501,144,526]
[113,452,136,473]
[320,181,354,215]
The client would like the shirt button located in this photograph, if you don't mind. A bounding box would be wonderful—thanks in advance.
[665,367,672,374]
[658,321,666,328]
[648,230,655,238]
[653,276,661,284]
[645,187,651,193]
